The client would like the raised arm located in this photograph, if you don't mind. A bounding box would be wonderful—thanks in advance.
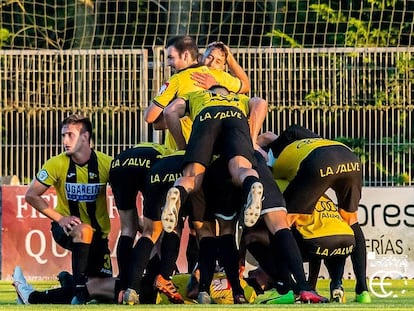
[163,98,187,150]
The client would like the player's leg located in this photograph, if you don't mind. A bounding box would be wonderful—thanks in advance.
[116,209,139,292]
[195,221,217,304]
[162,162,205,233]
[217,218,248,303]
[335,158,371,303]
[123,217,163,305]
[12,266,73,304]
[228,155,263,227]
[324,256,347,303]
[264,210,328,303]
[155,219,185,304]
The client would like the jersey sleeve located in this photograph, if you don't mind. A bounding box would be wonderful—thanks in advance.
[211,70,242,94]
[36,156,62,186]
[152,74,180,108]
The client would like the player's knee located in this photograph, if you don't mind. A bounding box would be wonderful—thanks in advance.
[72,223,94,243]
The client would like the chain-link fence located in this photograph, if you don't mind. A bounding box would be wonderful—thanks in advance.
[1,48,413,186]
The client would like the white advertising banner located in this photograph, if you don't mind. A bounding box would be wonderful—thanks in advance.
[319,187,414,281]
[358,187,414,278]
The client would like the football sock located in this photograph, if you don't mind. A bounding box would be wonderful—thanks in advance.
[129,236,154,292]
[29,287,74,304]
[271,228,312,292]
[140,256,161,304]
[324,256,346,290]
[175,185,189,207]
[198,237,218,293]
[307,258,322,290]
[247,241,282,281]
[116,235,134,289]
[186,233,199,273]
[160,232,180,278]
[218,234,244,296]
[351,223,369,293]
[242,176,260,200]
[72,242,90,287]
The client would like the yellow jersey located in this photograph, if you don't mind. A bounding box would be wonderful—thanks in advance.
[36,150,112,238]
[180,89,250,120]
[273,138,347,181]
[152,64,243,149]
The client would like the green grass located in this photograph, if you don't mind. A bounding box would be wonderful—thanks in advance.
[1,279,414,310]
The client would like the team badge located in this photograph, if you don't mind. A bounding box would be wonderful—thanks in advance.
[157,82,169,95]
[37,169,49,182]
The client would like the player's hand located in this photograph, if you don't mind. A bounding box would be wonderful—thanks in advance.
[191,72,218,89]
[59,215,82,236]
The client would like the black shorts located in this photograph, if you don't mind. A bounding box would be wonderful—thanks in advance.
[51,222,112,277]
[183,106,256,168]
[242,220,355,260]
[284,145,362,214]
[109,146,162,211]
[292,226,355,259]
[202,156,243,221]
[253,152,287,214]
[143,153,206,221]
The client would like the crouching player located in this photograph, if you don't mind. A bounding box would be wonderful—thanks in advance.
[253,125,371,303]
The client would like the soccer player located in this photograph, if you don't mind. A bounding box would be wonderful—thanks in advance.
[11,256,162,305]
[241,192,355,303]
[258,125,372,303]
[161,86,264,230]
[144,36,250,151]
[122,36,253,305]
[108,142,171,302]
[162,88,328,303]
[23,114,113,304]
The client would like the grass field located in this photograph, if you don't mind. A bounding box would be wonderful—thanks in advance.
[1,279,414,310]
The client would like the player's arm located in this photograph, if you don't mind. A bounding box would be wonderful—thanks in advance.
[163,97,187,150]
[223,43,250,93]
[25,179,81,235]
[144,101,164,124]
[248,96,268,148]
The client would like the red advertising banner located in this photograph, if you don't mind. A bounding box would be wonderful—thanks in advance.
[1,186,189,280]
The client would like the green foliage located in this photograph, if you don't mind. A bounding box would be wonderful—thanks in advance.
[266,30,302,48]
[304,90,331,104]
[335,136,368,164]
[310,3,401,47]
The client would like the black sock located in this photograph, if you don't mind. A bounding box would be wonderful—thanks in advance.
[198,237,218,293]
[140,256,161,304]
[29,287,74,304]
[247,241,292,294]
[186,234,199,273]
[175,185,189,206]
[129,237,154,292]
[247,242,280,280]
[218,234,244,296]
[307,257,322,291]
[116,235,134,289]
[242,176,260,200]
[72,243,90,287]
[160,232,181,278]
[325,256,346,291]
[270,228,311,292]
[351,223,368,294]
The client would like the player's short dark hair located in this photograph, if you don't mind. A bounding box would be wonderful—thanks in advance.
[61,114,93,140]
[209,85,230,95]
[166,35,199,61]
